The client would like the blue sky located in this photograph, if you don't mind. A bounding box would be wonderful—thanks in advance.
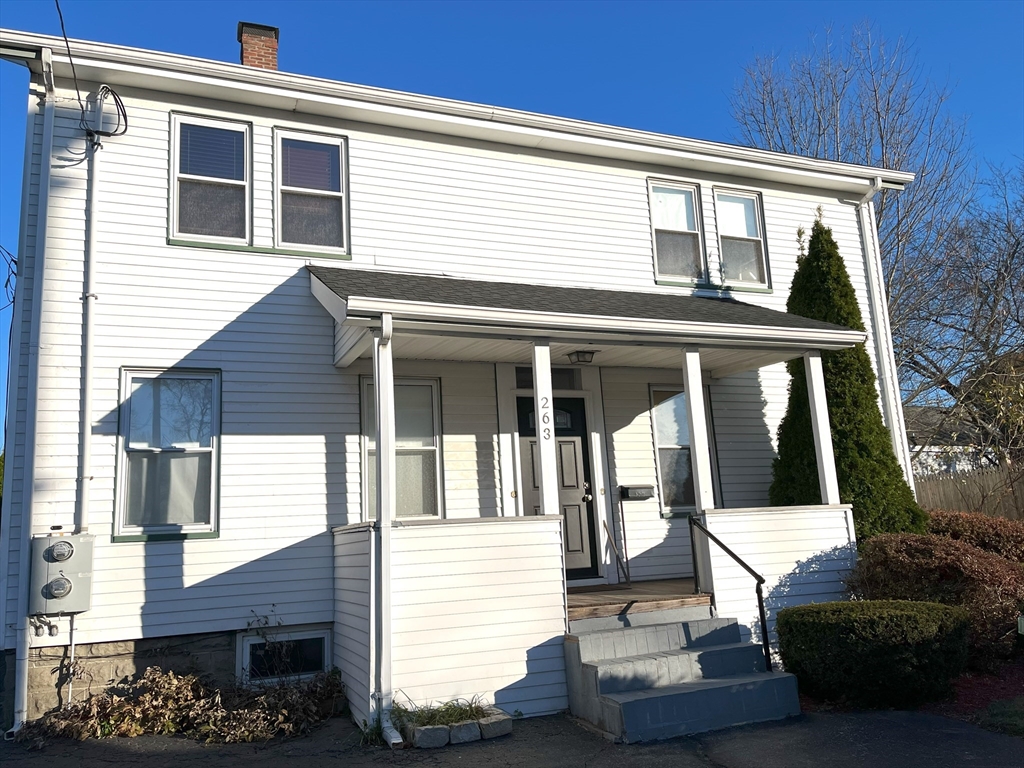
[0,0,1022,442]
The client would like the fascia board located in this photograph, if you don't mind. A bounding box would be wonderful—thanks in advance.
[309,272,349,324]
[0,29,914,193]
[343,296,867,349]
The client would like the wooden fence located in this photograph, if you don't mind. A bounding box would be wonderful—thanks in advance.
[915,466,1023,520]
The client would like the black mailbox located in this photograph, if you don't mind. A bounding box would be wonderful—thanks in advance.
[619,485,656,500]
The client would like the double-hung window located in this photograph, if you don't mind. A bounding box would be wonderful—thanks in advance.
[361,379,443,519]
[649,181,705,283]
[171,115,250,243]
[715,190,768,287]
[275,130,347,252]
[650,388,695,515]
[118,370,220,535]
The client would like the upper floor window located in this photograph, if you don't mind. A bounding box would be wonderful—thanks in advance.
[171,115,250,244]
[649,182,705,283]
[275,130,348,252]
[715,190,768,287]
[117,369,220,536]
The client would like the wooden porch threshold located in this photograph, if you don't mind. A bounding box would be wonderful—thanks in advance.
[566,578,710,621]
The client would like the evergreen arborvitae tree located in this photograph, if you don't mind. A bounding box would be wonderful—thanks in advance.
[769,215,926,539]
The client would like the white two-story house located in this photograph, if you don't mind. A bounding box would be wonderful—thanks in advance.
[0,24,915,742]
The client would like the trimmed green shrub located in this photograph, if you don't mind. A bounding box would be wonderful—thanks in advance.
[927,509,1024,563]
[847,533,1024,663]
[769,216,925,540]
[776,600,969,707]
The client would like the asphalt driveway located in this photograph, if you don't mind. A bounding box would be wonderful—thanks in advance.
[3,711,1020,768]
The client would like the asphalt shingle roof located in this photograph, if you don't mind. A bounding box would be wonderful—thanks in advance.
[308,265,852,333]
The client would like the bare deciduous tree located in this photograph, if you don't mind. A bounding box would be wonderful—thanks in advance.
[730,24,976,403]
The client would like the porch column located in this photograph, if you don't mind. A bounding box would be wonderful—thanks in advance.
[804,350,841,504]
[372,313,396,715]
[682,347,715,513]
[533,341,560,517]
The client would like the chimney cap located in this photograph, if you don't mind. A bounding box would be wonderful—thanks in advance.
[237,22,279,42]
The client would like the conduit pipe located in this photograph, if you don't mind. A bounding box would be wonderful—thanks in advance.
[857,176,916,487]
[10,47,57,736]
[75,86,109,534]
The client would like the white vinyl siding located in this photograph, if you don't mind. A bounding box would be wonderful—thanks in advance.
[704,505,857,646]
[601,368,694,581]
[333,524,372,728]
[389,518,567,717]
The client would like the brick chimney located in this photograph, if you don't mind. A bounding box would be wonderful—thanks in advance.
[237,22,279,70]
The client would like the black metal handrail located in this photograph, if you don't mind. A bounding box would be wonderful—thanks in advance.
[688,515,773,673]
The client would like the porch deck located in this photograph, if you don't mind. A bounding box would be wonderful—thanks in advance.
[566,578,709,621]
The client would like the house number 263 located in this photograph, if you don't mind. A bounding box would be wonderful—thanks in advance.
[540,397,552,440]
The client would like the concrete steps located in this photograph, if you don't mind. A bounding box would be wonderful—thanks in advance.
[565,616,799,742]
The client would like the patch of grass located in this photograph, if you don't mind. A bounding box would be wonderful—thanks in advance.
[391,696,489,728]
[360,716,386,746]
[976,696,1024,737]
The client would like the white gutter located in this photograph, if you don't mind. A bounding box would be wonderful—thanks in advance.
[857,178,916,487]
[10,47,56,735]
[75,88,109,534]
[0,28,914,195]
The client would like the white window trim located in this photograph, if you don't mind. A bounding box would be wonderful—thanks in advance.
[170,113,252,246]
[649,385,721,518]
[115,368,221,537]
[236,626,331,685]
[713,187,770,289]
[648,178,707,286]
[359,377,445,522]
[273,128,349,254]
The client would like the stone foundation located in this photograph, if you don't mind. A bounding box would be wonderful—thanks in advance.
[2,630,237,727]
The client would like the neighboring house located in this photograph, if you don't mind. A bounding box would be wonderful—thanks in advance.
[0,24,916,741]
[905,405,988,475]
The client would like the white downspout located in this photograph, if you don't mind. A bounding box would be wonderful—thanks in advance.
[10,47,56,736]
[857,177,915,489]
[75,88,108,535]
[371,313,402,748]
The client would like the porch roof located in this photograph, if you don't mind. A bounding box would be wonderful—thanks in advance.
[309,266,867,375]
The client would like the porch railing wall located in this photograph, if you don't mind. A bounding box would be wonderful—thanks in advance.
[389,517,568,716]
[703,505,857,648]
[333,523,374,729]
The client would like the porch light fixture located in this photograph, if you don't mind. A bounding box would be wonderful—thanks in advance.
[568,350,597,364]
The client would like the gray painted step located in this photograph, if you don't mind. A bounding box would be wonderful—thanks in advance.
[590,642,767,694]
[569,604,714,634]
[606,672,800,743]
[574,617,741,663]
[564,617,801,742]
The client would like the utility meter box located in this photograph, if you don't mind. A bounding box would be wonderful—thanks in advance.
[29,534,95,615]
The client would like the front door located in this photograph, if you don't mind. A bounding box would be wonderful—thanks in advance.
[517,397,599,579]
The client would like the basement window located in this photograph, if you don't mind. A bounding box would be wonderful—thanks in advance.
[275,130,348,252]
[238,628,330,684]
[171,115,250,244]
